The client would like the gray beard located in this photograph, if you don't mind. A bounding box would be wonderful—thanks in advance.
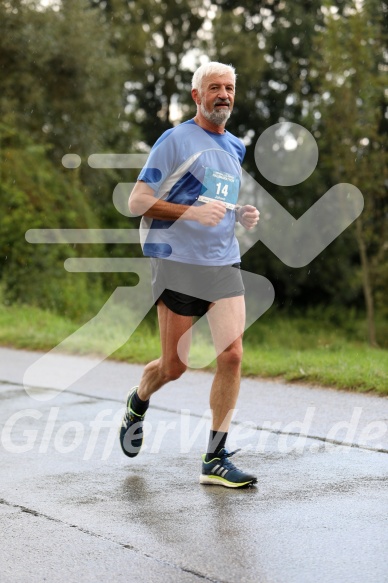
[200,102,231,126]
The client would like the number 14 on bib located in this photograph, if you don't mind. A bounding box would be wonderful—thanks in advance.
[198,167,240,210]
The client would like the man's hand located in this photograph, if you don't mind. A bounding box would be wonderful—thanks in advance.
[237,205,260,230]
[190,201,227,226]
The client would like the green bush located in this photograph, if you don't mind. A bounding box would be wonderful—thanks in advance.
[0,125,104,320]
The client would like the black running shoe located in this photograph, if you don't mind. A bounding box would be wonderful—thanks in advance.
[200,448,257,488]
[119,388,145,458]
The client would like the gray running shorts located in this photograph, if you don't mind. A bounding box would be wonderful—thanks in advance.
[150,258,245,317]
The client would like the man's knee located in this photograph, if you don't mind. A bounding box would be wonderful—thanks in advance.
[161,359,187,382]
[217,343,243,369]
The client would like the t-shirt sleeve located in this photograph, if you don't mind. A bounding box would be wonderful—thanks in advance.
[240,142,246,164]
[137,130,177,193]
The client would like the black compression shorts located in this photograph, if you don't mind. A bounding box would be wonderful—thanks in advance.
[150,258,245,317]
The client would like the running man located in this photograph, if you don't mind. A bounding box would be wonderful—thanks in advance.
[120,61,260,488]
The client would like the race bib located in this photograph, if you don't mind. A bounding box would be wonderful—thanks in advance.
[198,167,240,210]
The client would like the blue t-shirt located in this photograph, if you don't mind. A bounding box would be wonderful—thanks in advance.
[138,119,245,266]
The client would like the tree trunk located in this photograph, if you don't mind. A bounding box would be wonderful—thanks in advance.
[355,218,378,347]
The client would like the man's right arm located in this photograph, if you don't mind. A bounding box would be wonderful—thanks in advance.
[129,181,226,227]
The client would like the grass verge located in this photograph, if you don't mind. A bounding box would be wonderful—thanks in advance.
[0,301,386,395]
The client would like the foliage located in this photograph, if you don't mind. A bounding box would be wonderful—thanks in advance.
[90,0,206,145]
[206,0,369,312]
[0,0,127,160]
[0,124,104,319]
[310,1,388,338]
[0,0,387,343]
[0,297,386,393]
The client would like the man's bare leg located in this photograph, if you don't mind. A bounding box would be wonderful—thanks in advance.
[200,295,257,487]
[207,295,246,433]
[136,300,193,401]
[120,300,193,458]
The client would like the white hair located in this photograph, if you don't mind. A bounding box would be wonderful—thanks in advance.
[191,61,236,94]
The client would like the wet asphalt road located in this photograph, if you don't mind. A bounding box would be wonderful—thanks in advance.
[0,347,387,583]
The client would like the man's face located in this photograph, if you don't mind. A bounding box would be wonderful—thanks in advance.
[195,72,235,126]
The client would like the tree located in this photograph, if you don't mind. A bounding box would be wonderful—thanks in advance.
[0,0,128,161]
[310,0,388,344]
[207,0,363,312]
[0,0,143,303]
[90,0,206,145]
